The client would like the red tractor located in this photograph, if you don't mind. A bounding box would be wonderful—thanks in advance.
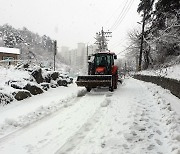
[76,51,118,92]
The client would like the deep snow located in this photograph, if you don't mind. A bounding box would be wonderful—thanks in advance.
[0,78,180,154]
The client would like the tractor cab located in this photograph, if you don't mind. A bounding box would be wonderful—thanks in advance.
[88,52,117,75]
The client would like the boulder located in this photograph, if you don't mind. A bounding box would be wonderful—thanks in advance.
[50,84,58,88]
[31,69,44,84]
[11,83,23,89]
[23,63,29,69]
[14,91,31,101]
[51,72,59,80]
[44,74,51,83]
[7,80,26,90]
[40,83,50,91]
[24,84,43,95]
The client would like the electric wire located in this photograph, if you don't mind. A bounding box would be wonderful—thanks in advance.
[109,0,130,31]
[104,1,126,28]
[116,43,136,55]
[110,0,134,31]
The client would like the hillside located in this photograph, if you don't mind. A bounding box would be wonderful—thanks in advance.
[0,24,65,69]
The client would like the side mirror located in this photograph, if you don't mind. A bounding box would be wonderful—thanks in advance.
[114,55,117,59]
[88,56,95,63]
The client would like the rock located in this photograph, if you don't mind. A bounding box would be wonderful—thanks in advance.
[23,63,29,69]
[44,74,51,83]
[11,83,23,89]
[14,91,31,101]
[51,72,59,80]
[31,69,44,84]
[6,80,23,90]
[0,92,13,105]
[51,84,57,88]
[24,84,43,95]
[40,83,50,91]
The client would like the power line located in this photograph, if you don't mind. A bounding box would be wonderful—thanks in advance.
[110,0,134,31]
[116,43,136,55]
[116,23,180,57]
[104,1,126,27]
[114,0,134,30]
[109,0,129,31]
[110,38,127,48]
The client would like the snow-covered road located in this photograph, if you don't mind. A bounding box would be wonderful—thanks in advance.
[0,78,180,154]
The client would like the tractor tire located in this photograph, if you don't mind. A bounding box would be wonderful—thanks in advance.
[114,82,117,89]
[86,87,91,92]
[114,73,118,89]
[109,86,114,92]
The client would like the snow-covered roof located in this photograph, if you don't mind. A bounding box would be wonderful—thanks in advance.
[0,47,20,55]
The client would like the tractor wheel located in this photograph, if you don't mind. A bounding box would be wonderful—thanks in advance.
[114,73,118,89]
[86,87,91,92]
[109,86,114,92]
[114,82,117,89]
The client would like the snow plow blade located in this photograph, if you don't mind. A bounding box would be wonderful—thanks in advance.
[76,75,112,87]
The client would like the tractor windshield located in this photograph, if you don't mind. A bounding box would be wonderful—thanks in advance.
[95,54,111,67]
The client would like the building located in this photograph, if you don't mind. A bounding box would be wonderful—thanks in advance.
[0,37,4,46]
[60,46,70,64]
[0,47,20,65]
[77,43,86,67]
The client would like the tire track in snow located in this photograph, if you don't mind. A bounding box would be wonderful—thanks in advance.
[64,78,180,154]
[0,90,110,154]
[55,92,112,154]
[55,105,103,154]
[0,96,82,144]
[35,92,109,154]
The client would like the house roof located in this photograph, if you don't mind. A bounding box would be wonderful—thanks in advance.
[0,47,20,55]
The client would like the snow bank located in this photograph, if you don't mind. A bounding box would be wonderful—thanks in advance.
[136,64,180,81]
[0,84,85,138]
[0,64,74,105]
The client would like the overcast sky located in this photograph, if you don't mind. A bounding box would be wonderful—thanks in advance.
[0,0,141,55]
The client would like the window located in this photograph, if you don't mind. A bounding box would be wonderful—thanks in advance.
[95,54,111,66]
[3,56,15,60]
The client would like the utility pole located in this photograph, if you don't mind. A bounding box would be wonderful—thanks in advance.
[87,44,89,71]
[95,27,112,52]
[124,62,127,78]
[138,6,146,71]
[87,44,89,59]
[54,40,57,71]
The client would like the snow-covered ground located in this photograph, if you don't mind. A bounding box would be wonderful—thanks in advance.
[136,64,180,81]
[0,64,73,105]
[0,66,31,94]
[0,78,180,154]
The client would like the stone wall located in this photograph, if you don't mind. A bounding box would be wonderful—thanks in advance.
[133,75,180,99]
